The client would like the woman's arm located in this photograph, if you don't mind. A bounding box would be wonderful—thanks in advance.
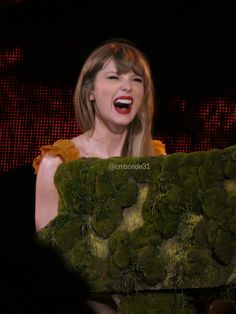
[35,154,62,232]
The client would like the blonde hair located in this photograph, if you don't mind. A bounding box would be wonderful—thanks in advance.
[74,39,156,157]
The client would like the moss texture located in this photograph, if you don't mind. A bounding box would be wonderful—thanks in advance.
[37,145,236,312]
[117,292,197,314]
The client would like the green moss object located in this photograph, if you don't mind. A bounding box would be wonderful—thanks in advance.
[118,292,197,314]
[37,145,236,312]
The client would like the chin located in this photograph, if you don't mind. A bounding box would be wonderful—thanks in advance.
[112,117,134,127]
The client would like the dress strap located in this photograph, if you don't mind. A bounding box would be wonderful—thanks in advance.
[152,139,166,155]
[33,139,80,174]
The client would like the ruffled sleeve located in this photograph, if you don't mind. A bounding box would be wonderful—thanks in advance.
[33,139,80,174]
[152,139,166,156]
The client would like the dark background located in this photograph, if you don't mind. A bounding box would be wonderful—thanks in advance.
[1,0,236,173]
[0,1,236,312]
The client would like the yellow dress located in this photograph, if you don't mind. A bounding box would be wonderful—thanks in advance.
[33,139,166,174]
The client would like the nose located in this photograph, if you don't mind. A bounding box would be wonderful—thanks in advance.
[120,78,132,92]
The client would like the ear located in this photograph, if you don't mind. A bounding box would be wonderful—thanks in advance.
[89,92,95,101]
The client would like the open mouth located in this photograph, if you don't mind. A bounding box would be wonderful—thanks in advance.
[113,97,133,114]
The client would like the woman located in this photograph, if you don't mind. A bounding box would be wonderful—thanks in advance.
[33,39,165,313]
[34,38,165,231]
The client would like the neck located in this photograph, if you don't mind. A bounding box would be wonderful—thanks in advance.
[86,117,128,158]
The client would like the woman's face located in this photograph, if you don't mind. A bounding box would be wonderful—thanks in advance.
[90,59,144,130]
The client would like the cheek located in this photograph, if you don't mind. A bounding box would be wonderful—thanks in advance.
[136,90,144,108]
[94,88,113,111]
[135,100,143,112]
[135,85,144,99]
[94,84,112,101]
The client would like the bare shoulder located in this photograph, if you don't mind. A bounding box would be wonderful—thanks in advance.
[37,153,63,176]
[71,134,87,146]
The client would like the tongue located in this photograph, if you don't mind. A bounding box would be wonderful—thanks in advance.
[114,105,131,114]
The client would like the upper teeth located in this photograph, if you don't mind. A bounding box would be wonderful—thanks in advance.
[114,99,132,104]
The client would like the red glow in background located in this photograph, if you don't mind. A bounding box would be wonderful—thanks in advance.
[1,45,236,173]
[1,1,236,173]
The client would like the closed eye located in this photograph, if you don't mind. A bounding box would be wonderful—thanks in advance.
[133,77,143,83]
[107,75,119,80]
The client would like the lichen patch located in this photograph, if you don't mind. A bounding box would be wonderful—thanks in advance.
[224,179,236,195]
[89,229,109,259]
[119,184,149,233]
